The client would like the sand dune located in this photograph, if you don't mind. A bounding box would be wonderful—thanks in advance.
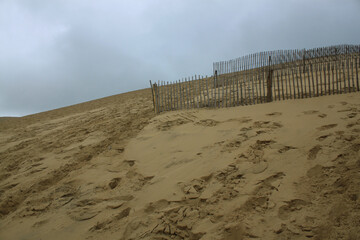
[0,89,359,239]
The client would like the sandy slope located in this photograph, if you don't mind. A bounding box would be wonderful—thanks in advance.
[0,89,359,240]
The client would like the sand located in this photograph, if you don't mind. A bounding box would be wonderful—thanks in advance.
[0,89,359,240]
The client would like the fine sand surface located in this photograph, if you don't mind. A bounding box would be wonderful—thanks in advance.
[0,89,359,239]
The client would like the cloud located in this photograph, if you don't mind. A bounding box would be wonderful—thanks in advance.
[0,0,359,116]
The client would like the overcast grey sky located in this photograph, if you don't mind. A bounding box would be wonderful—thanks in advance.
[1,0,359,116]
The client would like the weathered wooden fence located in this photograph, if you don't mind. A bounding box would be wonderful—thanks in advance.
[150,44,360,114]
[213,44,360,75]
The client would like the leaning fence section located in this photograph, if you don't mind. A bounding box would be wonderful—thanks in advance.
[150,44,360,114]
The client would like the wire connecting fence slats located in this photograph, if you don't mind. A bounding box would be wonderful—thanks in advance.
[150,44,360,114]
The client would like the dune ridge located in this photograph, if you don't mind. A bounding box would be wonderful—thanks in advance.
[0,89,359,239]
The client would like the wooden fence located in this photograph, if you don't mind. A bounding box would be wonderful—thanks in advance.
[150,45,360,114]
[213,44,360,75]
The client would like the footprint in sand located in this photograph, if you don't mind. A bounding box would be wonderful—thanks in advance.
[316,124,337,131]
[253,121,283,129]
[123,160,135,167]
[266,112,282,116]
[108,177,121,189]
[278,145,297,153]
[308,145,322,160]
[316,134,332,141]
[346,119,360,128]
[278,199,310,220]
[303,110,319,115]
[347,113,357,119]
[195,119,218,127]
[251,162,268,174]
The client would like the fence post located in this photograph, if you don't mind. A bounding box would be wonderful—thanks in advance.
[267,56,273,102]
[149,80,157,113]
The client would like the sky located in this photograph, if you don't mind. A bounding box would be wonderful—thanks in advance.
[1,0,359,117]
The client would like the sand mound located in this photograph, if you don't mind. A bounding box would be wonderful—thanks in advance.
[0,89,359,239]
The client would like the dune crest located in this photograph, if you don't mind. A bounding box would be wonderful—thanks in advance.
[0,90,359,239]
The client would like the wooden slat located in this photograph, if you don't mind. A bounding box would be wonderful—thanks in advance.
[230,77,233,106]
[240,75,244,105]
[311,63,315,97]
[277,70,281,101]
[310,62,315,97]
[307,64,312,97]
[281,68,285,100]
[170,81,173,110]
[350,56,355,91]
[173,81,176,109]
[331,63,335,95]
[179,80,182,109]
[342,60,346,93]
[259,65,263,103]
[335,59,340,94]
[179,80,183,109]
[323,62,327,95]
[315,63,319,96]
[327,63,331,95]
[156,81,160,112]
[244,71,248,105]
[175,81,178,110]
[222,75,225,108]
[255,69,260,103]
[356,56,359,91]
[294,64,300,99]
[217,73,220,108]
[236,73,240,105]
[186,78,190,109]
[347,52,351,92]
[299,64,304,98]
[291,66,296,99]
[252,66,255,104]
[319,64,323,96]
[225,77,228,107]
[283,68,287,99]
[161,81,164,112]
[164,81,167,111]
[150,80,157,113]
[206,77,210,107]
